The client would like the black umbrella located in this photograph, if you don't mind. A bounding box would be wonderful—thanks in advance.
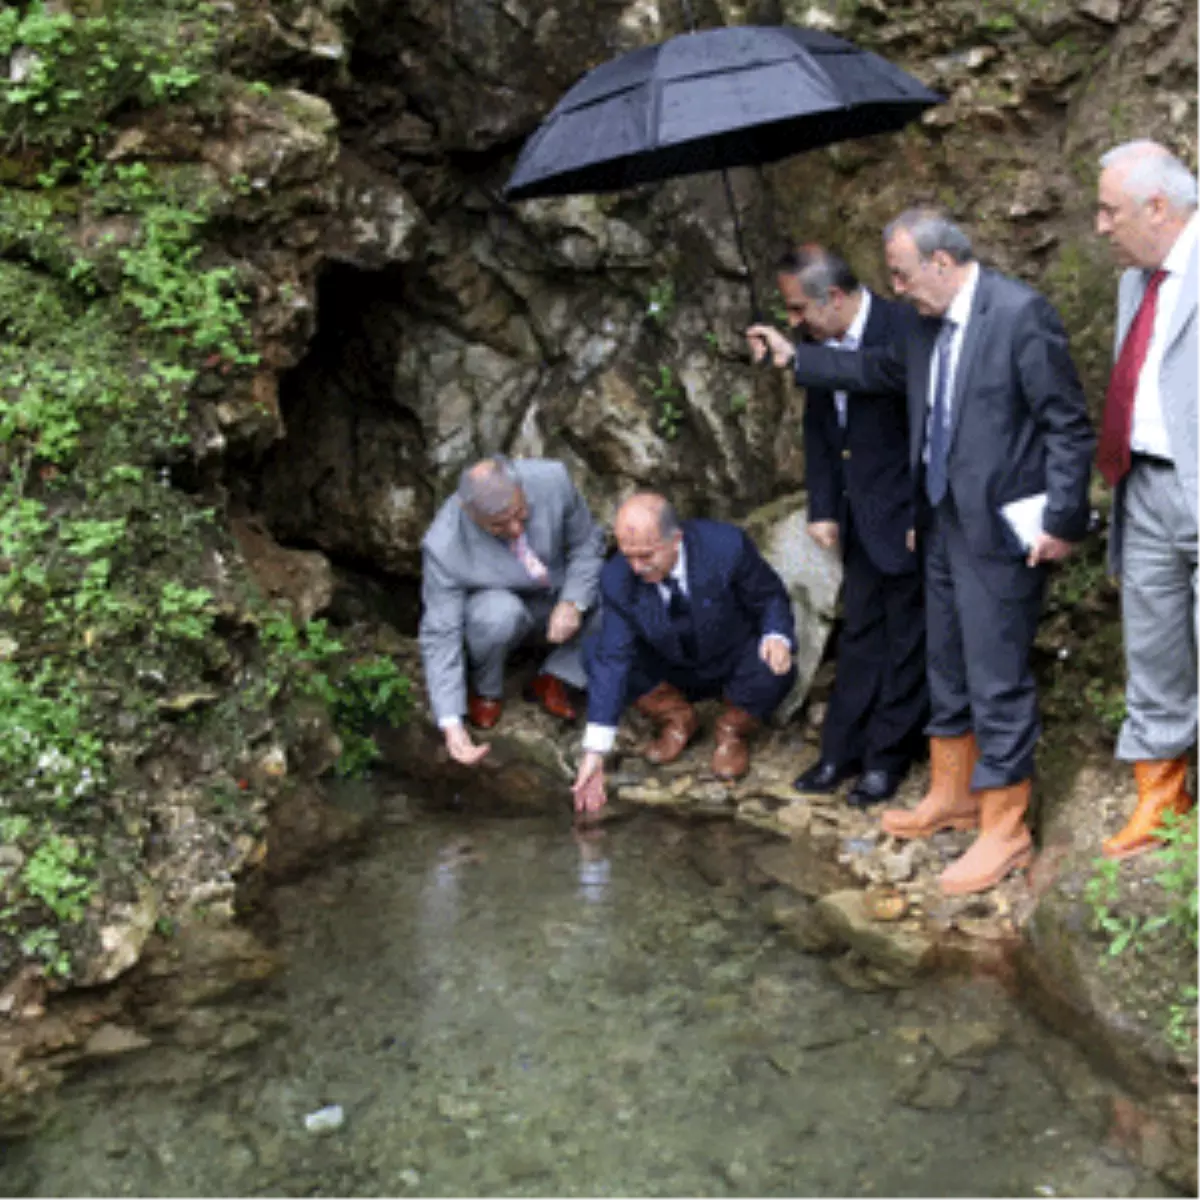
[505,25,942,201]
[503,24,942,314]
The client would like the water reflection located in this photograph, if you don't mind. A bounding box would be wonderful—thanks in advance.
[1,812,1182,1199]
[572,825,611,905]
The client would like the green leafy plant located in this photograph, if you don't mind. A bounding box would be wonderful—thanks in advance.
[1084,808,1198,1049]
[645,279,675,327]
[260,615,412,777]
[642,364,686,441]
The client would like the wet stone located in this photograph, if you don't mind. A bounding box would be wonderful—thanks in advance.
[925,1019,1006,1062]
[896,1064,968,1111]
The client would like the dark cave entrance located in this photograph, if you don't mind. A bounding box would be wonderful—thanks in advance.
[237,261,438,635]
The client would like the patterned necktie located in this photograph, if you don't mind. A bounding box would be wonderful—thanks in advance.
[663,576,697,660]
[1097,269,1168,487]
[924,318,957,507]
[510,531,550,586]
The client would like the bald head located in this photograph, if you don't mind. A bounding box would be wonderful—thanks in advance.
[615,493,683,583]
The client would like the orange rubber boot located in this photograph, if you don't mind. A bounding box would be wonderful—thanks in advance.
[939,781,1034,896]
[881,733,981,840]
[1103,757,1195,860]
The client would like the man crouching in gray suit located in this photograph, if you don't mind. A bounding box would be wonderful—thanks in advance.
[419,456,606,766]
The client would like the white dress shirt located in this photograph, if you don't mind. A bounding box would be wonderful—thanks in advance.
[923,262,980,462]
[1130,213,1198,460]
[826,288,873,428]
[929,262,980,415]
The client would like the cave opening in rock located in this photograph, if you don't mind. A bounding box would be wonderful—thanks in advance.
[243,260,437,635]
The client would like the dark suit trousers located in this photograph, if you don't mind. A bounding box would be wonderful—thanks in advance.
[613,639,796,721]
[821,513,927,773]
[925,500,1047,789]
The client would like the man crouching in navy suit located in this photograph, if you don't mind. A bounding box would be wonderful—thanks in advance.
[572,493,796,811]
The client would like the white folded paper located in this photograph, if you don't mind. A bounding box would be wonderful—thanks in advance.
[1000,492,1047,551]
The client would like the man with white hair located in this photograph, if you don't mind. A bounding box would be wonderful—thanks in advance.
[419,456,605,766]
[1094,140,1198,857]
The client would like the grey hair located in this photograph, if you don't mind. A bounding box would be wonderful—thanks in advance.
[657,499,682,539]
[884,208,975,264]
[776,245,860,303]
[457,455,521,517]
[1100,141,1198,211]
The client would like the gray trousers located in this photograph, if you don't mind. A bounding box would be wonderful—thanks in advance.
[464,589,596,698]
[1116,460,1199,762]
[924,501,1046,789]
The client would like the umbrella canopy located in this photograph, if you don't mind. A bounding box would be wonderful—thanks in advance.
[504,25,942,201]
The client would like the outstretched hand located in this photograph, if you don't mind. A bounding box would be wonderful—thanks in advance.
[445,723,491,766]
[572,751,607,815]
[745,324,795,369]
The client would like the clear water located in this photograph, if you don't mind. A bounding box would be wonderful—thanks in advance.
[0,809,1179,1197]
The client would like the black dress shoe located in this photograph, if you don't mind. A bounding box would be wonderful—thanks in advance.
[793,759,859,794]
[847,768,905,808]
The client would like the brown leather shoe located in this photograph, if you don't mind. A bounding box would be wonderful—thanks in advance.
[529,673,578,722]
[634,682,698,765]
[881,733,981,840]
[939,780,1033,896]
[467,693,503,730]
[711,704,759,780]
[1103,758,1195,859]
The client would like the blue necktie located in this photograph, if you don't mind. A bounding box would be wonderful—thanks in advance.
[925,319,957,507]
[663,576,697,661]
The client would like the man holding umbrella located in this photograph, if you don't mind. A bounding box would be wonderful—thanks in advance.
[748,210,1095,896]
[776,244,928,809]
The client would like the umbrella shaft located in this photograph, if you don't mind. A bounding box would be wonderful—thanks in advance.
[720,167,761,322]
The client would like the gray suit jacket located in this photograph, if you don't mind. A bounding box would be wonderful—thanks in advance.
[419,459,605,723]
[1108,235,1199,576]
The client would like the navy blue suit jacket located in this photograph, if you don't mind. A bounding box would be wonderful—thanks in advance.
[801,292,917,576]
[588,519,795,727]
[789,270,1094,559]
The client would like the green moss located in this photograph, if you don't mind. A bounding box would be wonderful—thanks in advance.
[0,2,326,982]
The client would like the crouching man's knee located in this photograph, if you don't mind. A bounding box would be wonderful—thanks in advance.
[465,589,535,658]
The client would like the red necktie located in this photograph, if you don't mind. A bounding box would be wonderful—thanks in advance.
[1097,269,1167,486]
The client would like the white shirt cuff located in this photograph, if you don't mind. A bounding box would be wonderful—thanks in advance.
[582,723,617,755]
[760,633,791,653]
[438,715,463,730]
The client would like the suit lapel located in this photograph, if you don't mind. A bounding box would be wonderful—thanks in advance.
[908,319,936,468]
[1162,243,1198,357]
[946,269,992,454]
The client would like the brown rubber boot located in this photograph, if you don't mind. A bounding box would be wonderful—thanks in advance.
[1102,757,1195,860]
[881,733,981,840]
[939,780,1033,895]
[711,705,759,780]
[634,682,698,765]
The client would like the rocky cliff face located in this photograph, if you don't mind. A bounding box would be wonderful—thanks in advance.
[0,0,1195,1156]
[223,0,1196,574]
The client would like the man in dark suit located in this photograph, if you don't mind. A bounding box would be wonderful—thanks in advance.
[572,493,796,808]
[777,245,927,808]
[748,209,1094,896]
